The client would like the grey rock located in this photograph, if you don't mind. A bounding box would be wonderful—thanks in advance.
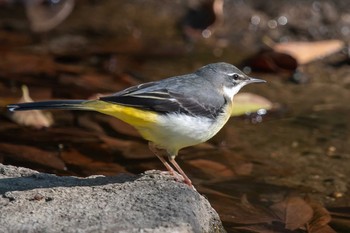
[0,164,225,233]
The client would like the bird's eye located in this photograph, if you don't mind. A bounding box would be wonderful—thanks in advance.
[232,74,239,80]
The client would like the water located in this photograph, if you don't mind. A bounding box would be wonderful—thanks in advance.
[1,1,350,231]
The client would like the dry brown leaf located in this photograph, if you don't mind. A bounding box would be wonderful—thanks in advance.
[0,143,66,170]
[270,196,314,231]
[8,86,54,129]
[273,40,345,65]
[285,197,314,231]
[270,198,288,221]
[0,30,32,48]
[0,52,56,75]
[244,50,298,72]
[59,147,126,176]
[98,135,151,160]
[187,159,235,178]
[234,162,253,176]
[229,195,278,225]
[307,198,334,233]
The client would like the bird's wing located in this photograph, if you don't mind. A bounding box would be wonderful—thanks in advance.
[99,81,226,118]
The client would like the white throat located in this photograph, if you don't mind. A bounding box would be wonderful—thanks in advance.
[223,84,245,100]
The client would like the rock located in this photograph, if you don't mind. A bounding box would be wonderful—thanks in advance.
[0,164,225,233]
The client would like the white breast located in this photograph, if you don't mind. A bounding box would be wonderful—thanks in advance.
[138,104,232,156]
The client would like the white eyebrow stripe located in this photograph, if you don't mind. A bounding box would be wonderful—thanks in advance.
[227,73,242,76]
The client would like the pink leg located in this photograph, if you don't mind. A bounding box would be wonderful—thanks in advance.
[148,142,175,174]
[148,142,193,187]
[169,157,192,187]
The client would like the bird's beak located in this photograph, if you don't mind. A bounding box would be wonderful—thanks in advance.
[247,77,266,84]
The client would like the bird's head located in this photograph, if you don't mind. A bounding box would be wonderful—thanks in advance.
[197,62,266,100]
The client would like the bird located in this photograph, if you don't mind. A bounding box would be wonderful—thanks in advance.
[7,62,265,187]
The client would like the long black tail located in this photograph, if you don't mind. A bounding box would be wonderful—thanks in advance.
[7,100,88,112]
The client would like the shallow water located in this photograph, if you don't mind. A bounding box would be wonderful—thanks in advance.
[0,0,349,232]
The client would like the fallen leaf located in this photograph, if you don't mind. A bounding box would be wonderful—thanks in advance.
[231,92,273,117]
[0,30,32,48]
[270,196,314,231]
[285,197,314,230]
[0,52,56,75]
[234,162,253,176]
[273,40,345,65]
[8,85,54,129]
[0,143,66,170]
[59,147,126,176]
[230,195,278,225]
[269,195,338,232]
[187,159,235,178]
[307,198,334,233]
[243,50,298,72]
[98,135,151,160]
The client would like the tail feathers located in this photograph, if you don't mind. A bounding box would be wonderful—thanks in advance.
[7,100,89,112]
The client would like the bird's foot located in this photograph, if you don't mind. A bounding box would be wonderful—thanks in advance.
[160,170,195,190]
[160,170,184,182]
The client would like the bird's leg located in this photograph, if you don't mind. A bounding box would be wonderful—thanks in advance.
[148,142,191,186]
[169,157,192,187]
[148,142,177,177]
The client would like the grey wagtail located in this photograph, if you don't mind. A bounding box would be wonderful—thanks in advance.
[7,62,265,186]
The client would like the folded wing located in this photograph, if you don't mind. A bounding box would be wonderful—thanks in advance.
[100,81,226,119]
